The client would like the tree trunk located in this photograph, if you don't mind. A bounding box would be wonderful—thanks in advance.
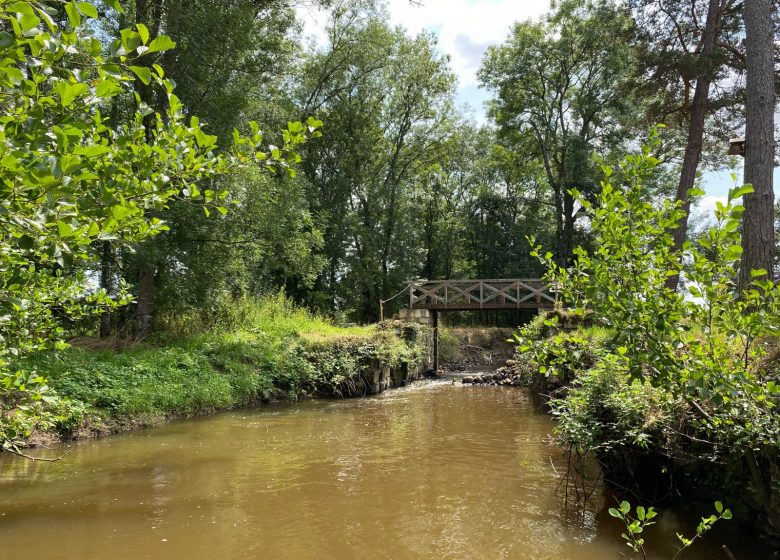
[99,241,113,338]
[667,0,721,290]
[739,0,775,290]
[135,266,156,337]
[552,183,566,266]
[562,190,576,267]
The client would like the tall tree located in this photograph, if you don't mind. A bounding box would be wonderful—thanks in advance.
[629,0,747,288]
[739,0,776,288]
[297,2,456,320]
[412,126,553,283]
[104,0,319,334]
[667,0,723,264]
[479,0,637,266]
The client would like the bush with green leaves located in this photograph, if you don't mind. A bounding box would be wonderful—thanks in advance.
[550,353,677,456]
[0,0,319,454]
[609,500,731,559]
[519,129,780,531]
[514,316,607,387]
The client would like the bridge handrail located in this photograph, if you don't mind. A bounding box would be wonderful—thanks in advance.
[409,278,546,284]
[407,278,555,310]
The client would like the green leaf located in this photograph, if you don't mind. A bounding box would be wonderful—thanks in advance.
[0,31,14,48]
[57,221,73,237]
[76,2,98,18]
[57,81,88,107]
[146,35,176,54]
[64,2,81,27]
[724,245,743,260]
[689,187,705,198]
[100,64,124,78]
[10,1,35,15]
[129,66,152,85]
[19,12,41,32]
[729,184,754,201]
[111,205,131,220]
[120,29,142,53]
[104,0,125,13]
[95,78,122,98]
[17,235,35,250]
[75,145,110,157]
[136,23,149,44]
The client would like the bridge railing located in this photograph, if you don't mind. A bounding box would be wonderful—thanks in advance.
[408,279,555,310]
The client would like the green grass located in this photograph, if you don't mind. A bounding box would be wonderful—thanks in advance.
[21,294,426,437]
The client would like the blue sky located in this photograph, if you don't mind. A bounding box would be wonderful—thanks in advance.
[297,0,774,219]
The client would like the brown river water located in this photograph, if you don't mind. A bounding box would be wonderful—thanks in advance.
[0,377,769,560]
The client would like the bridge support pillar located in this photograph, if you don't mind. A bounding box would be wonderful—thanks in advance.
[432,309,439,375]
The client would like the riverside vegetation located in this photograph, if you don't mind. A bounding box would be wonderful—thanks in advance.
[510,135,780,547]
[9,293,428,448]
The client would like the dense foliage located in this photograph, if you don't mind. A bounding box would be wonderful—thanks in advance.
[517,135,780,531]
[0,9,776,551]
[4,0,765,329]
[0,0,316,451]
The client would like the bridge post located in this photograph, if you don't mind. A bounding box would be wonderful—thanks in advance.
[432,309,439,375]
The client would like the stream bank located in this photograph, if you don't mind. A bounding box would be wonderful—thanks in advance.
[18,320,431,448]
[502,311,780,551]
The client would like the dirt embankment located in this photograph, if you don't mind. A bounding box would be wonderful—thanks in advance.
[439,328,517,370]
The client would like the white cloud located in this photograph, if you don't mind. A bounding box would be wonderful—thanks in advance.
[296,0,552,112]
[384,0,550,88]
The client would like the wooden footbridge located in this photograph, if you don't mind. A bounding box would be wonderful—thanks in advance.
[386,279,556,374]
[408,279,554,311]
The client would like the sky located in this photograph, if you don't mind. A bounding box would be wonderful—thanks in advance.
[296,0,771,221]
[296,0,550,116]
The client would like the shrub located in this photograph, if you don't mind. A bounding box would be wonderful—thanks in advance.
[519,130,780,530]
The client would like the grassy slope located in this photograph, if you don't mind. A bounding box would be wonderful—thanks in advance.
[24,296,424,439]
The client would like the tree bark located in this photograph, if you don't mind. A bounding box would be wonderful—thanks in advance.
[135,266,156,337]
[739,0,775,290]
[99,241,113,338]
[552,183,566,266]
[562,190,576,267]
[667,0,722,290]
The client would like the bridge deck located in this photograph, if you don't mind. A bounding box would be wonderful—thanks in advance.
[408,279,554,311]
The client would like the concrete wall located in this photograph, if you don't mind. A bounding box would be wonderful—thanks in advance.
[396,308,431,325]
[359,348,431,395]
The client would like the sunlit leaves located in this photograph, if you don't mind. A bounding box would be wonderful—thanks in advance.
[146,35,176,54]
[0,0,319,451]
[129,65,152,85]
[519,129,780,457]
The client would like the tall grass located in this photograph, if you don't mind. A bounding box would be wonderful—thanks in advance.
[155,291,373,340]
